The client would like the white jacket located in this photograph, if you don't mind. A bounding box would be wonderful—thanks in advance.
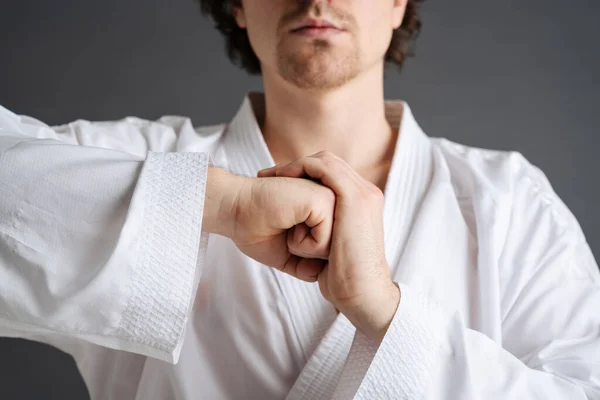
[0,95,598,399]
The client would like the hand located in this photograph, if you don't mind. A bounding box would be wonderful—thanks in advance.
[258,152,401,341]
[202,166,335,282]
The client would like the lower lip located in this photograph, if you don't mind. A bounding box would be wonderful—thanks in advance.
[291,27,344,38]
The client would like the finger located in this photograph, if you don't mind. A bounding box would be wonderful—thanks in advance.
[287,223,330,259]
[288,223,309,254]
[296,257,327,282]
[273,160,310,179]
[275,156,353,197]
[281,254,326,282]
[308,217,333,258]
[312,152,375,194]
[257,165,279,177]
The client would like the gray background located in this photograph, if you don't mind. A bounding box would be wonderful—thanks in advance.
[1,0,598,398]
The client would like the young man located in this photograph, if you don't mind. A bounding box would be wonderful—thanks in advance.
[0,0,598,398]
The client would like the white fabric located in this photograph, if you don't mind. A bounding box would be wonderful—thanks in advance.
[0,95,599,399]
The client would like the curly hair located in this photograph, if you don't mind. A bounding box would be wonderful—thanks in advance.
[198,1,425,75]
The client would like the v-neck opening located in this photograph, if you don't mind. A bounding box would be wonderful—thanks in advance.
[220,95,435,397]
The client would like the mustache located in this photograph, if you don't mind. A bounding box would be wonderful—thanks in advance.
[277,1,355,31]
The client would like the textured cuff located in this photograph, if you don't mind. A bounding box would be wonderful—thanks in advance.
[117,151,210,363]
[334,283,452,399]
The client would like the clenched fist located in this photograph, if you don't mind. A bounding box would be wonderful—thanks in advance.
[259,151,400,341]
[202,166,335,282]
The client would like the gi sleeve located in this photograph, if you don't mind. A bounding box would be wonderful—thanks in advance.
[0,105,211,364]
[332,163,600,399]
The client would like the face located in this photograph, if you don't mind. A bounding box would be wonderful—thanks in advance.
[235,0,407,90]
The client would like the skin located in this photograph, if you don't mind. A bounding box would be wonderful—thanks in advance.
[259,152,401,341]
[203,0,407,341]
[236,0,406,173]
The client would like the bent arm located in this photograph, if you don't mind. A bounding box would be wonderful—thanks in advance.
[0,106,212,364]
[333,163,600,399]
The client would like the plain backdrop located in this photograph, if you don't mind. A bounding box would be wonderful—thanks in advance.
[0,0,598,399]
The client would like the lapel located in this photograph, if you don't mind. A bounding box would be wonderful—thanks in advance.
[285,314,356,400]
[221,94,481,398]
[391,149,505,334]
[390,151,479,318]
[286,149,484,399]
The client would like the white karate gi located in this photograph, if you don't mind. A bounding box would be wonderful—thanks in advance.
[0,94,599,399]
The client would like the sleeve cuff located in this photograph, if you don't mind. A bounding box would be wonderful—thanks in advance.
[334,283,453,399]
[116,151,211,364]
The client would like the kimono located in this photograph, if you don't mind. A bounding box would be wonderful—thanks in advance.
[1,94,598,399]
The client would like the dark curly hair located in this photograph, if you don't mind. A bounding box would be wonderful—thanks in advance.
[198,1,425,75]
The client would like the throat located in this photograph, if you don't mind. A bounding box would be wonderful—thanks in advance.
[358,158,394,193]
[250,92,403,192]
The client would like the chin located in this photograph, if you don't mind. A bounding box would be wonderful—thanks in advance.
[277,42,359,90]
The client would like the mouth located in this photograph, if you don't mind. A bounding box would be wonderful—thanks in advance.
[289,18,344,37]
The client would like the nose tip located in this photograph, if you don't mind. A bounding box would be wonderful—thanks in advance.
[295,0,334,13]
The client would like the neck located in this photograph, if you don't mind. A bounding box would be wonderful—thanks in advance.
[259,64,399,183]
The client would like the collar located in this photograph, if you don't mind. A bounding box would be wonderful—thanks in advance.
[221,93,434,269]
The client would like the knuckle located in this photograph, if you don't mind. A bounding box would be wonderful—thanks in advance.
[322,189,336,212]
[356,191,371,205]
[315,150,332,158]
[314,188,335,219]
[316,150,337,163]
[369,185,385,203]
[356,185,384,206]
[322,185,336,203]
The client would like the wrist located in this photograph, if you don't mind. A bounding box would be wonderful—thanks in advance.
[202,166,243,238]
[352,281,401,342]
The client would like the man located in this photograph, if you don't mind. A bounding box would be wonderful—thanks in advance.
[0,0,598,399]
